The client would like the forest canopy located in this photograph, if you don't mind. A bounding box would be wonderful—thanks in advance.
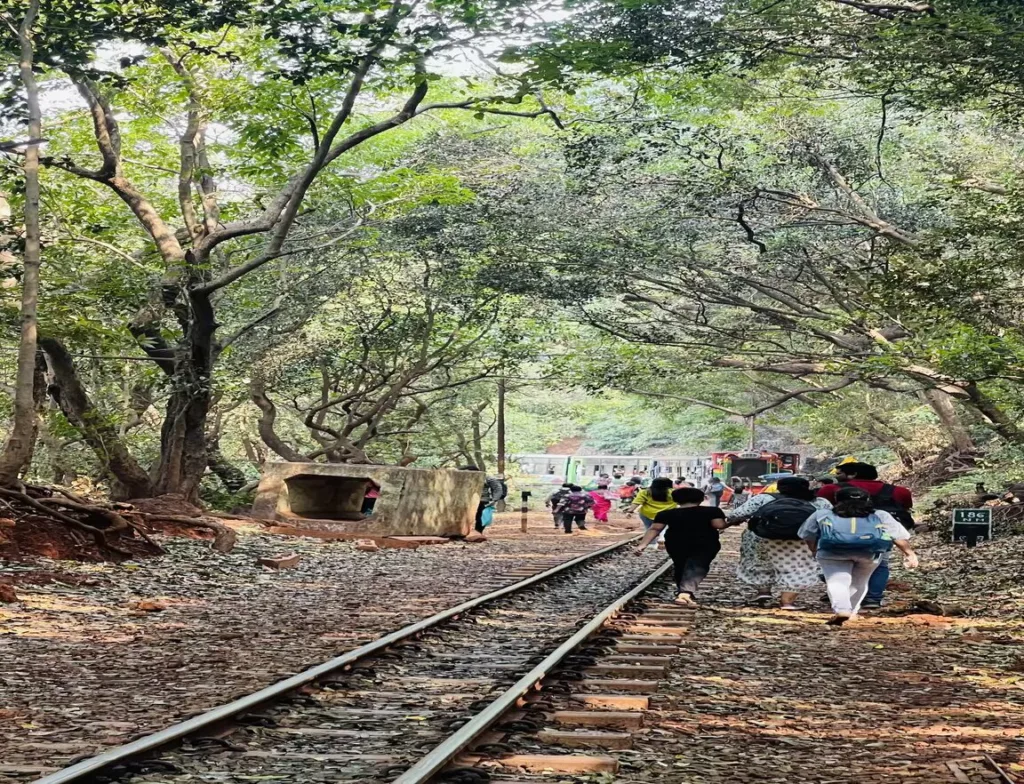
[2,0,1024,516]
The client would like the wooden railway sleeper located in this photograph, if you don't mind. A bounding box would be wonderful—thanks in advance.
[35,536,651,784]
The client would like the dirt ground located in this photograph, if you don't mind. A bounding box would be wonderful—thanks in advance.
[631,529,1024,783]
[0,512,636,780]
[4,510,1024,783]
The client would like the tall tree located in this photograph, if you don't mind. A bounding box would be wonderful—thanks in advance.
[438,80,1024,453]
[7,0,561,501]
[0,0,42,484]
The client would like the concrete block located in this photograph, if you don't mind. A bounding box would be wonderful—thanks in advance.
[252,463,482,537]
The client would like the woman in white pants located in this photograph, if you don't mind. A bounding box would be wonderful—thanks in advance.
[798,486,918,626]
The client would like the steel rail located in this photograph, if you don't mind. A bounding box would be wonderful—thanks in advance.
[34,534,641,784]
[392,554,674,784]
[983,754,1016,784]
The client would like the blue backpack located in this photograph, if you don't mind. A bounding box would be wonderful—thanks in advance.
[818,512,894,554]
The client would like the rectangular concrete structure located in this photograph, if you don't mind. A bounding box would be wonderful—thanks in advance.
[252,462,484,537]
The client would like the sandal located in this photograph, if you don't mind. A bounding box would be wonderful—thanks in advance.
[780,604,799,611]
[825,613,851,626]
[673,592,698,607]
[753,594,772,607]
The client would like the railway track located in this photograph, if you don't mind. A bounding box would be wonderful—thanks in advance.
[33,536,694,784]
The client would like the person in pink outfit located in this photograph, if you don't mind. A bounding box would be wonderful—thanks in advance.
[589,483,613,523]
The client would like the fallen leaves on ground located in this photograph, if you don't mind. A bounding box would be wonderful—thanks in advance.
[626,529,1024,783]
[0,516,631,780]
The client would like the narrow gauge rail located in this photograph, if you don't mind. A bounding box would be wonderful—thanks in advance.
[35,536,673,784]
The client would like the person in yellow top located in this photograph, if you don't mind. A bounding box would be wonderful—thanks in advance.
[625,477,678,530]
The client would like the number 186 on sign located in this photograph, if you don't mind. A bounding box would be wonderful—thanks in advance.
[952,508,992,548]
[953,509,992,524]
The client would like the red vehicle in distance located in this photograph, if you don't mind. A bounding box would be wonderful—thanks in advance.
[710,450,801,495]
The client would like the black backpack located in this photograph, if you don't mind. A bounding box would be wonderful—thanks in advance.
[870,484,915,530]
[484,477,508,504]
[749,496,818,540]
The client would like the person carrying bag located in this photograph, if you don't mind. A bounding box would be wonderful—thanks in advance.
[555,485,594,533]
[799,486,918,626]
[728,477,830,609]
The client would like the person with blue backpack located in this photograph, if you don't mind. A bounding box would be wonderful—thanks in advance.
[799,486,919,626]
[816,462,915,609]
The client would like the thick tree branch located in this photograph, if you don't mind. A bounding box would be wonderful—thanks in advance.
[39,337,155,498]
[73,78,120,179]
[957,177,1008,195]
[250,379,312,462]
[805,150,921,247]
[622,388,745,416]
[623,376,857,418]
[192,0,417,274]
[746,377,857,415]
[826,0,935,18]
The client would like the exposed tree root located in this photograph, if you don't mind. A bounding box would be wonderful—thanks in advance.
[892,448,979,492]
[0,482,242,559]
[36,496,131,533]
[0,486,135,557]
[125,512,237,553]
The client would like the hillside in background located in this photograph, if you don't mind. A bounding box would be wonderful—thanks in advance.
[505,388,751,457]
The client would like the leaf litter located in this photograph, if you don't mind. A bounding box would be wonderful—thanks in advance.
[5,521,1024,783]
[625,529,1024,783]
[0,519,627,781]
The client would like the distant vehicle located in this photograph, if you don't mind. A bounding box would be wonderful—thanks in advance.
[514,453,710,485]
[710,451,801,494]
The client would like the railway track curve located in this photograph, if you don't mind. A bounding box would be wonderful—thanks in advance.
[34,535,689,784]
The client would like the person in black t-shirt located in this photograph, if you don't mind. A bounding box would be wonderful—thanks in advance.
[635,487,728,606]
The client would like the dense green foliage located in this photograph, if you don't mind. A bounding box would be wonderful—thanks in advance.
[4,0,1024,504]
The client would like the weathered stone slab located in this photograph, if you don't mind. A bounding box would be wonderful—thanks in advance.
[257,552,302,569]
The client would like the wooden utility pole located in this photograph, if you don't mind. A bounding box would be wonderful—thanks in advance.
[496,375,506,476]
[746,390,757,452]
[496,375,507,512]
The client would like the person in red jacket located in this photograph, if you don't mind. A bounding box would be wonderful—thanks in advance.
[816,462,914,608]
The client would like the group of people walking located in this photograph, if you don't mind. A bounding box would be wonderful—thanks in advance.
[635,462,919,625]
[545,481,615,533]
[546,474,711,533]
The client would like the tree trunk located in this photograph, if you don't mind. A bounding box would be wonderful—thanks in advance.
[149,290,215,502]
[241,435,263,467]
[151,384,211,500]
[919,388,976,453]
[866,414,916,468]
[39,337,155,498]
[0,0,43,486]
[496,377,505,476]
[963,383,1024,445]
[38,419,75,485]
[470,405,486,472]
[207,436,248,493]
